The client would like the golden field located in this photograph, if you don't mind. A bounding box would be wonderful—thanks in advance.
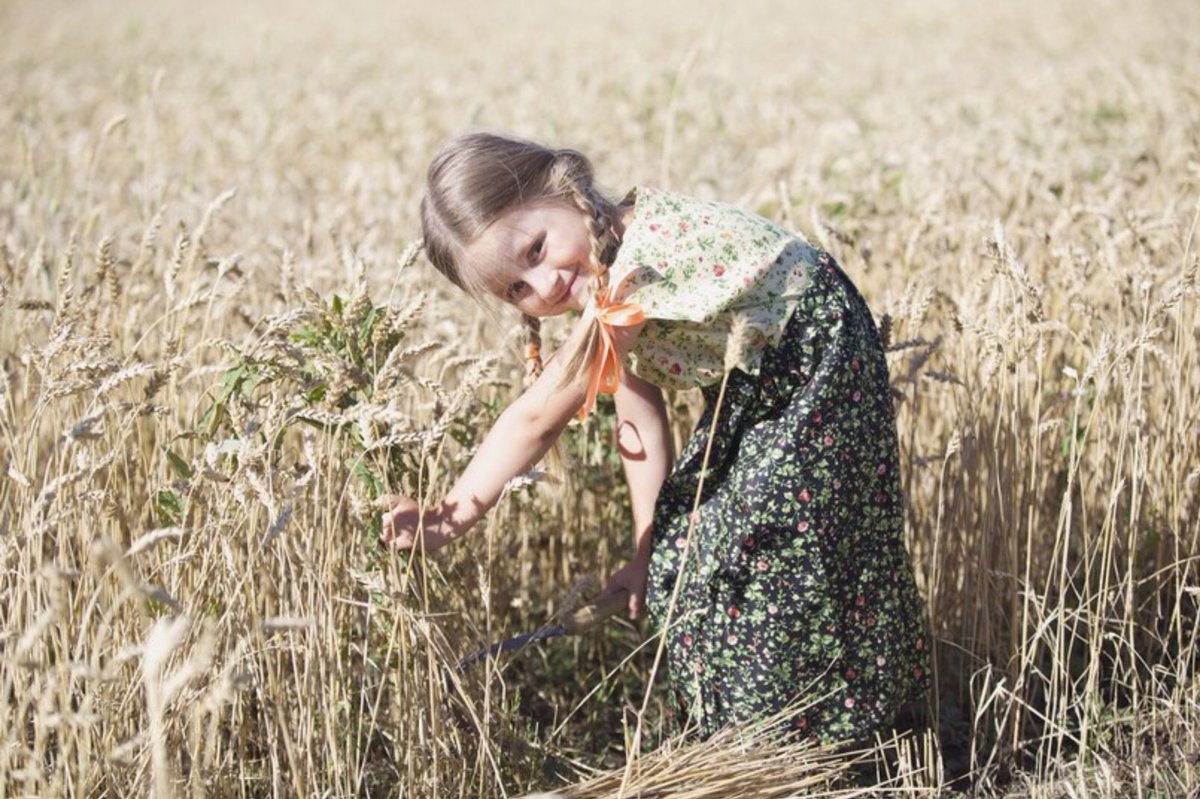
[1,0,1198,795]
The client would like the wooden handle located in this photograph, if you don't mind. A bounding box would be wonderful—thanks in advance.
[559,587,631,635]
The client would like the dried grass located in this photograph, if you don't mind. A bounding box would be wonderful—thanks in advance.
[2,0,1199,796]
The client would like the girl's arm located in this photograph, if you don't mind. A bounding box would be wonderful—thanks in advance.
[382,352,587,550]
[606,367,673,619]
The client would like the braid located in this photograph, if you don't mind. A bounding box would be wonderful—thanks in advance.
[567,180,614,284]
[547,150,617,278]
[547,154,625,392]
[522,313,543,386]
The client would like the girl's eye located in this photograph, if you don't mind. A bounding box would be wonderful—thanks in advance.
[506,280,529,301]
[527,236,544,262]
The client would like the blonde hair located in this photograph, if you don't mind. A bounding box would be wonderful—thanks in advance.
[420,131,621,386]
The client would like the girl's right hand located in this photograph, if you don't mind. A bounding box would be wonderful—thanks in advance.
[604,553,650,620]
[378,495,451,552]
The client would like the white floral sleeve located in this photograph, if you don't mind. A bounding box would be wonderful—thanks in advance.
[607,187,822,390]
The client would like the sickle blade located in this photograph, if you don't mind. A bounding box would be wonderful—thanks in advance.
[456,624,566,671]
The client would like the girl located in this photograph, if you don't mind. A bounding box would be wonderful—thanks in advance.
[383,131,928,743]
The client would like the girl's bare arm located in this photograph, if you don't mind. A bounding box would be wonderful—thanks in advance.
[382,353,587,550]
[607,367,673,617]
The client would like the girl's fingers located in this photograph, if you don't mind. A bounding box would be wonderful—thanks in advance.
[379,508,418,550]
[380,506,405,544]
[377,496,421,547]
[629,591,644,620]
[374,494,404,510]
[386,531,415,550]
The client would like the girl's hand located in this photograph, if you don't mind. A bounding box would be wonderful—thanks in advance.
[378,495,452,552]
[604,553,650,620]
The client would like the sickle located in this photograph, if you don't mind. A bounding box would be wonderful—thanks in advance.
[456,588,631,671]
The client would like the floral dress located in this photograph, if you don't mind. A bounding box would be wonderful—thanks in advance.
[608,188,929,742]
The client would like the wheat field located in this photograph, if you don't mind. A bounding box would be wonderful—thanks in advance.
[2,0,1198,796]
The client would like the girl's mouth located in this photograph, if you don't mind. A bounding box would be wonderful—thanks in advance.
[559,270,577,307]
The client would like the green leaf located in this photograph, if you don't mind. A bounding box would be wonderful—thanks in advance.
[220,361,247,397]
[350,458,383,498]
[360,305,381,344]
[291,326,323,347]
[153,489,185,525]
[165,449,194,479]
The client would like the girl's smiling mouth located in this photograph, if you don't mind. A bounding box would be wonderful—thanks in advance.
[559,269,578,308]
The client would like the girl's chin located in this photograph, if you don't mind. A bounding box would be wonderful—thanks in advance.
[556,293,586,315]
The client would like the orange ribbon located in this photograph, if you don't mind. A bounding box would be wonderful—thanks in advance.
[578,289,645,419]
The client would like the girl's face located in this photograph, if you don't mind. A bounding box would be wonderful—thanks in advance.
[463,201,594,317]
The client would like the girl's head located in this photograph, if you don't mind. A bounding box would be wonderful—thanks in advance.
[420,132,620,307]
[420,131,622,382]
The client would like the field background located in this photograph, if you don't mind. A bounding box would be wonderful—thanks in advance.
[2,0,1199,796]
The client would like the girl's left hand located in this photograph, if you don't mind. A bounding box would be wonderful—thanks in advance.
[604,553,650,620]
[377,495,451,552]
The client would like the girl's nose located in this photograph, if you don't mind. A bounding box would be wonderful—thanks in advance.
[528,266,560,305]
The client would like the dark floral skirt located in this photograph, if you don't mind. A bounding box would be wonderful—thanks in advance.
[645,252,929,742]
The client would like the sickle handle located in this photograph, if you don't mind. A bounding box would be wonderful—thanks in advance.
[559,587,631,635]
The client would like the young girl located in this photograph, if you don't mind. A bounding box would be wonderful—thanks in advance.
[383,131,928,743]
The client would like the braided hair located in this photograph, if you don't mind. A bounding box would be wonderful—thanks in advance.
[420,132,621,386]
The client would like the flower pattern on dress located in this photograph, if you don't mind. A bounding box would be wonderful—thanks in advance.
[601,190,930,743]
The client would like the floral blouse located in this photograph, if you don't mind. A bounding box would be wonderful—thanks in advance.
[608,187,822,390]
